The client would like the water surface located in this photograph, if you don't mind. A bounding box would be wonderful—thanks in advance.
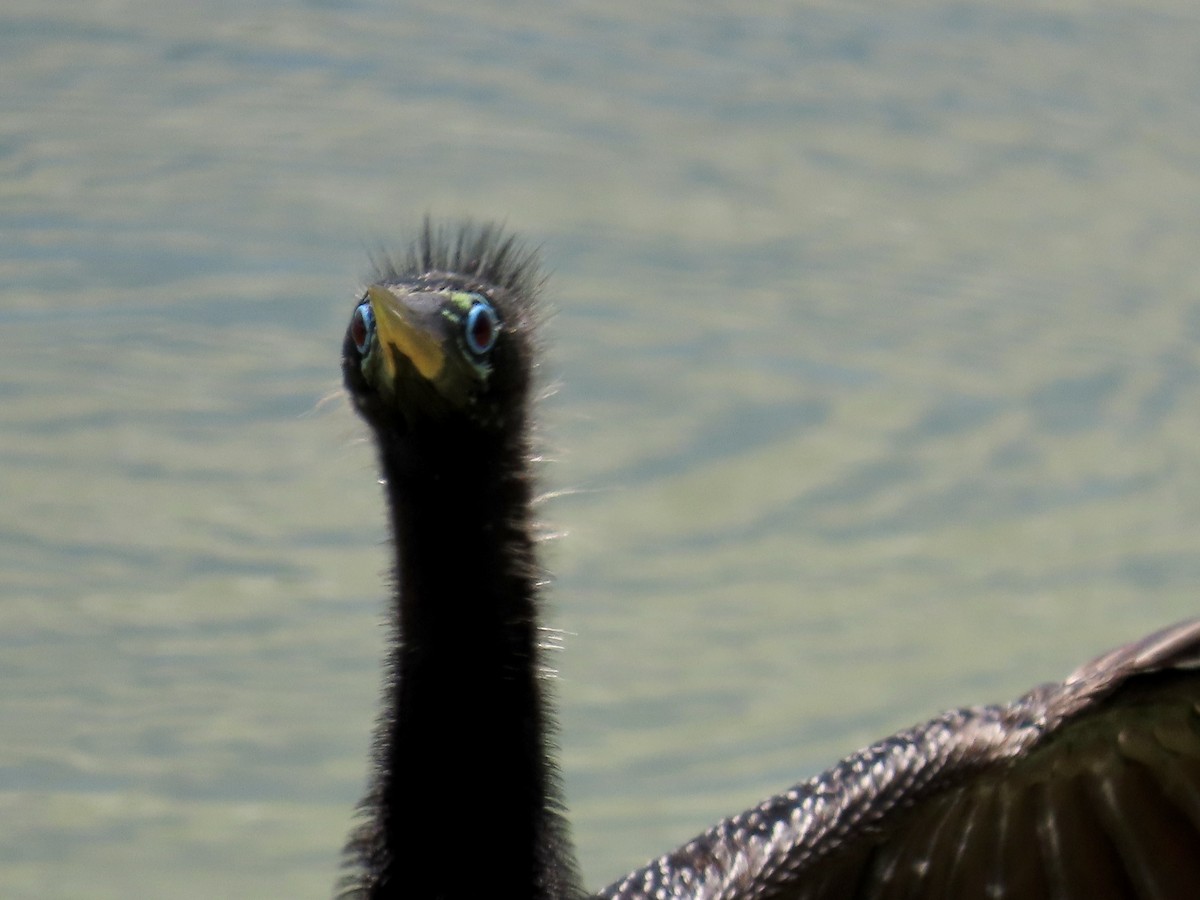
[3,3,1200,897]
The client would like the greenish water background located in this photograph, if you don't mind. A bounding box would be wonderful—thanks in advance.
[4,3,1200,897]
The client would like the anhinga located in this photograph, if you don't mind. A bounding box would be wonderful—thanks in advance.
[338,220,1200,900]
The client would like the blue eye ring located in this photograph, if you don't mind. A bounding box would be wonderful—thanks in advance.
[351,299,374,355]
[464,300,499,356]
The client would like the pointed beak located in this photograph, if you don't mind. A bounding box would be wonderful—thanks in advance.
[365,285,448,385]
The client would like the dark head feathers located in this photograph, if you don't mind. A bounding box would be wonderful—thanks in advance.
[369,219,545,309]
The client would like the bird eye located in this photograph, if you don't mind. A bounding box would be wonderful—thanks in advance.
[464,300,499,356]
[351,300,374,355]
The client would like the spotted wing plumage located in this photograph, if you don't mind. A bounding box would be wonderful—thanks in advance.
[600,620,1200,900]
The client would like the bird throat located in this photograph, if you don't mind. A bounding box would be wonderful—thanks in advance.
[363,420,580,899]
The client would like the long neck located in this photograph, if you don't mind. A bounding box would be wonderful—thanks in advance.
[356,415,581,899]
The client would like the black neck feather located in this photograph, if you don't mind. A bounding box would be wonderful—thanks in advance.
[346,414,582,899]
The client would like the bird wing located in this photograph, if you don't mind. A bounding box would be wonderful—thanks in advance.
[600,619,1200,900]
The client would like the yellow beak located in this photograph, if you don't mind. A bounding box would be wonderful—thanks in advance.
[366,285,447,384]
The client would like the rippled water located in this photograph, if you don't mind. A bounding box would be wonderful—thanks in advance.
[4,3,1200,897]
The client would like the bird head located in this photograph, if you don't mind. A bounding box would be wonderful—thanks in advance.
[341,223,539,436]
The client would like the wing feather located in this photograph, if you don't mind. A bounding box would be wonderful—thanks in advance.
[599,619,1200,900]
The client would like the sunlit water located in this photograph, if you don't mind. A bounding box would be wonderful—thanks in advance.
[3,3,1200,897]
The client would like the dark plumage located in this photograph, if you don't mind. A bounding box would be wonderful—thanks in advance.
[339,222,579,899]
[339,220,1200,900]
